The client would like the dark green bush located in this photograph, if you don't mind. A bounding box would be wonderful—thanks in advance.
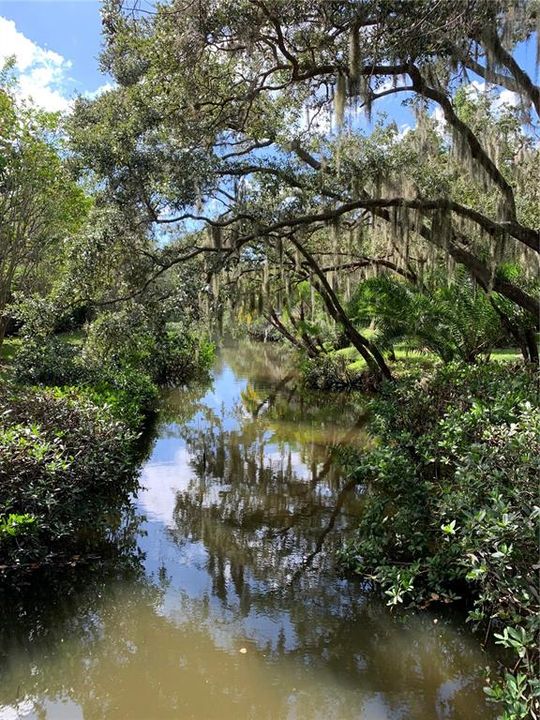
[13,337,85,385]
[0,384,138,569]
[302,354,375,391]
[341,363,539,719]
[154,330,215,385]
[13,337,159,430]
[4,317,214,572]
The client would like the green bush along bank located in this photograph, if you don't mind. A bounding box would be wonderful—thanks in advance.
[0,326,215,574]
[341,363,539,720]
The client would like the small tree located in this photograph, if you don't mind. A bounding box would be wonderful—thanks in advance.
[0,80,89,346]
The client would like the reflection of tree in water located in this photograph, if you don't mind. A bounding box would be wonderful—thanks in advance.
[221,341,297,386]
[0,560,494,720]
[139,345,494,718]
[0,344,496,719]
[164,376,367,598]
[0,525,163,719]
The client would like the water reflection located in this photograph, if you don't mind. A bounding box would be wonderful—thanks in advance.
[0,342,496,719]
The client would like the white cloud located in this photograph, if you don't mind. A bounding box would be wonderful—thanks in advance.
[83,81,117,100]
[467,79,487,97]
[0,16,72,112]
[465,80,520,111]
[397,123,412,140]
[494,88,520,109]
[431,105,447,136]
[297,104,332,135]
[429,80,520,138]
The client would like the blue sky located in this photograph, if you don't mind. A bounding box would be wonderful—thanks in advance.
[0,0,110,110]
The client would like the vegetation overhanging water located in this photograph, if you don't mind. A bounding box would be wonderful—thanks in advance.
[0,342,499,720]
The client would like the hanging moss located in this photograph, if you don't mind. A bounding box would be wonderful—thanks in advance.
[431,203,453,263]
[334,72,346,128]
[211,225,222,249]
[359,75,372,122]
[348,24,361,94]
[211,272,220,298]
[451,125,493,192]
[354,223,363,253]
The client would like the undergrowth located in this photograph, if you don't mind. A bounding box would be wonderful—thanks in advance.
[341,363,539,720]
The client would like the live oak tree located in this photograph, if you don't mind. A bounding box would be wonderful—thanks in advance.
[68,0,540,377]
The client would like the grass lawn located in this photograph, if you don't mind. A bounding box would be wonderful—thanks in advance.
[334,343,524,373]
[490,348,522,362]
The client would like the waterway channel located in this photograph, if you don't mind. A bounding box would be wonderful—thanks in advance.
[0,342,496,719]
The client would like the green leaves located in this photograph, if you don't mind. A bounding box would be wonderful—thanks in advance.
[494,626,532,658]
[441,519,458,536]
[349,270,504,364]
[0,84,90,352]
[0,513,36,538]
[341,361,540,718]
[0,382,139,569]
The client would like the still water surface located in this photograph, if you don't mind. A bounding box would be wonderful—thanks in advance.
[0,343,496,719]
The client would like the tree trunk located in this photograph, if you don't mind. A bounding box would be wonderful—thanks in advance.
[524,328,539,366]
[0,313,7,350]
[289,311,320,358]
[290,237,392,380]
[489,298,535,365]
[266,310,318,358]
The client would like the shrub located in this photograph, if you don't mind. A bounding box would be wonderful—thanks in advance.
[13,337,85,385]
[154,330,214,385]
[0,384,138,569]
[81,305,158,371]
[349,272,505,363]
[301,354,376,391]
[87,368,159,430]
[13,336,159,430]
[341,363,539,719]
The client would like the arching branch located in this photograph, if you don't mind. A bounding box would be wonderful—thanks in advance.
[407,63,518,220]
[481,26,540,116]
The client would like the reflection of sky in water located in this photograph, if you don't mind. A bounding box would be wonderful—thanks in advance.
[198,366,248,432]
[135,357,355,657]
[0,699,83,720]
[140,441,314,526]
[0,345,497,720]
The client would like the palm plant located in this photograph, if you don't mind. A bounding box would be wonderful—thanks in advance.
[349,271,504,364]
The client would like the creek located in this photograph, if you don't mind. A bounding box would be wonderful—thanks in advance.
[0,342,496,719]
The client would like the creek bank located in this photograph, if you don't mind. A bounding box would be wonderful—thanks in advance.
[0,341,501,719]
[339,361,539,719]
[0,329,215,576]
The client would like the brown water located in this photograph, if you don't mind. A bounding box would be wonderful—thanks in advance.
[0,342,497,720]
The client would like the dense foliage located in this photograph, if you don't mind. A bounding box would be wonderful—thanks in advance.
[349,271,507,363]
[0,2,537,716]
[0,77,90,346]
[302,354,375,391]
[341,363,539,719]
[62,0,539,379]
[0,317,214,575]
[0,383,138,570]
